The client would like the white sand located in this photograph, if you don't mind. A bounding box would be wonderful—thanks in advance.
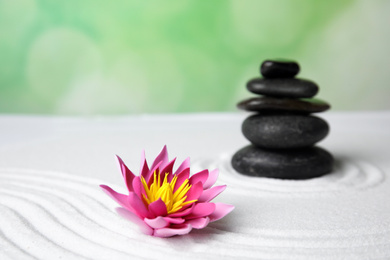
[0,112,389,259]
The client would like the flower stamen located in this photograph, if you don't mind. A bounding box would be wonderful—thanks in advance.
[141,171,196,214]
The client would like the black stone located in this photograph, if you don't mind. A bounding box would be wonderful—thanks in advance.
[247,78,319,98]
[261,59,300,78]
[231,145,333,179]
[242,113,329,149]
[237,97,330,113]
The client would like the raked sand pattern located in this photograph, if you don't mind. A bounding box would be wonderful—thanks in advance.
[1,164,390,259]
[193,154,385,195]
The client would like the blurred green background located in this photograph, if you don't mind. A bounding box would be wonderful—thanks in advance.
[1,0,390,115]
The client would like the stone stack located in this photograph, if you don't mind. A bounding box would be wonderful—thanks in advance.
[231,59,333,179]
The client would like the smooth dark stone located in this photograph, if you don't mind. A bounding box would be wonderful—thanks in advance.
[261,59,300,78]
[242,113,329,149]
[237,97,330,113]
[247,78,319,98]
[231,145,333,179]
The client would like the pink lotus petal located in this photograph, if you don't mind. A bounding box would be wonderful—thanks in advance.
[150,145,169,173]
[146,161,162,184]
[131,176,143,198]
[175,202,195,214]
[198,185,226,202]
[144,216,169,229]
[168,204,195,217]
[116,155,135,192]
[140,150,149,178]
[160,158,176,182]
[116,207,153,236]
[100,185,134,213]
[128,192,149,218]
[185,182,203,201]
[186,217,210,229]
[186,202,216,219]
[203,168,219,189]
[148,198,167,218]
[163,217,185,225]
[173,168,190,192]
[144,216,186,230]
[209,203,235,222]
[189,169,209,186]
[174,157,190,176]
[153,224,192,238]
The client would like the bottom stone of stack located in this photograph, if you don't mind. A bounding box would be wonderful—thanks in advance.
[231,145,333,179]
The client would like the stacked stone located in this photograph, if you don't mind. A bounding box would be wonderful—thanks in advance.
[231,59,333,179]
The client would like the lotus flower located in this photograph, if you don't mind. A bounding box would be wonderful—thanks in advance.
[100,146,234,237]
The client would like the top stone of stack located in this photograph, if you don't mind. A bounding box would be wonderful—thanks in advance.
[261,59,300,78]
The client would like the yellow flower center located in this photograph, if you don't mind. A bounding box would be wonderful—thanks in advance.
[141,171,197,214]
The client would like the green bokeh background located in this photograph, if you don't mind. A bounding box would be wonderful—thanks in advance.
[1,0,390,115]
